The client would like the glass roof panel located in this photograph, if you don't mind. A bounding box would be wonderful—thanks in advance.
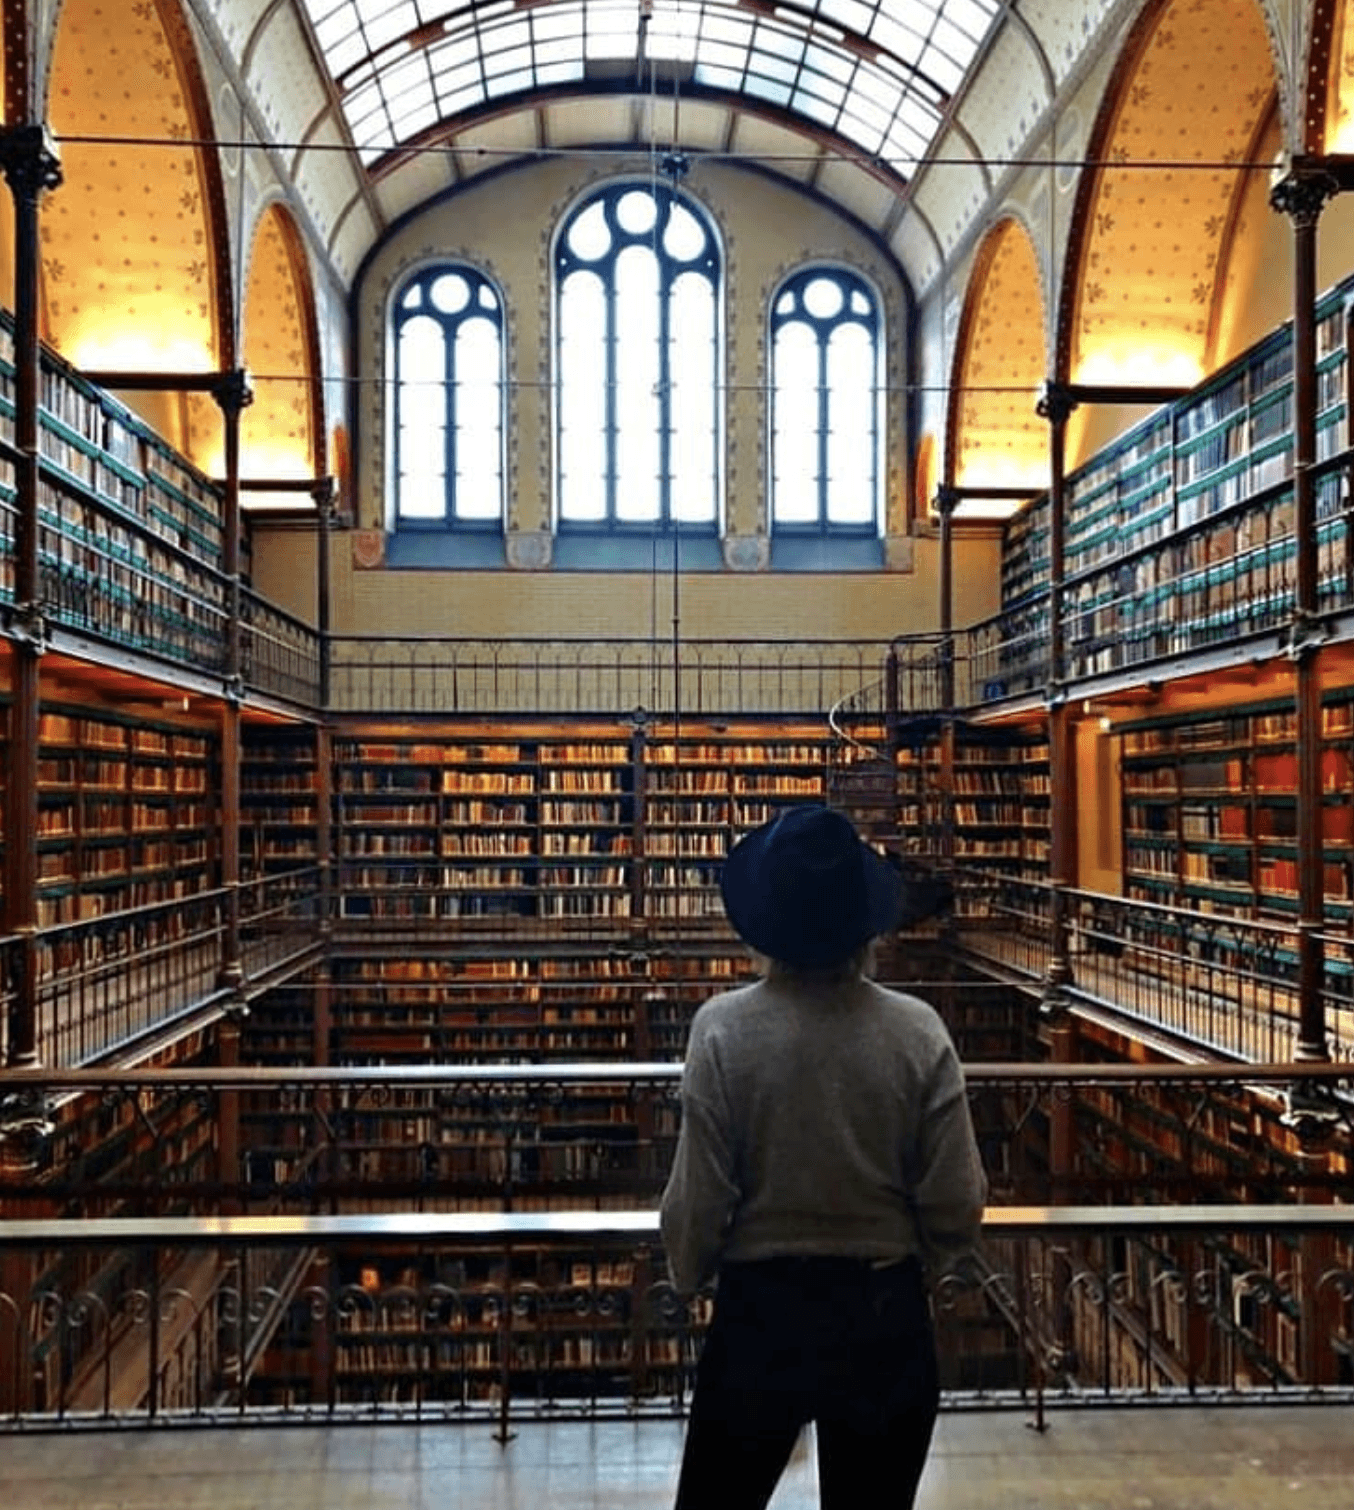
[300,0,1001,171]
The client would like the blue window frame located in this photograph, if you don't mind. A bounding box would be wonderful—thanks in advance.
[555,181,720,531]
[393,264,504,529]
[771,267,882,534]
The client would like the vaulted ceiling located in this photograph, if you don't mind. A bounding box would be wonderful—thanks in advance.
[203,0,1119,291]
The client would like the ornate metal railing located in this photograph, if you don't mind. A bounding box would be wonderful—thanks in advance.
[0,866,323,1068]
[943,456,1354,710]
[3,1062,1348,1213]
[947,879,1354,1065]
[327,637,893,717]
[241,588,322,707]
[0,1206,1349,1427]
[0,446,319,708]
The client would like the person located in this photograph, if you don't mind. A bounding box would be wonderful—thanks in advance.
[660,804,986,1510]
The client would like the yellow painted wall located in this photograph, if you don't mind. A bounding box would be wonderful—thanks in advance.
[251,524,1004,643]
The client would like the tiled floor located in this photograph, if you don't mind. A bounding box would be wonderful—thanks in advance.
[2,1405,1353,1508]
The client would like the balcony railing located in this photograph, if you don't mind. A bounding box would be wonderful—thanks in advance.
[925,458,1354,711]
[327,638,893,718]
[3,1062,1348,1212]
[0,866,324,1068]
[949,878,1354,1064]
[0,449,321,708]
[0,1206,1349,1428]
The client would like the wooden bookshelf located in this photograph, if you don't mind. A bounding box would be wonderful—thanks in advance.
[35,705,217,926]
[953,727,1050,886]
[330,720,839,929]
[241,723,321,882]
[1001,491,1050,608]
[997,279,1352,689]
[1118,692,1354,920]
[243,947,755,1067]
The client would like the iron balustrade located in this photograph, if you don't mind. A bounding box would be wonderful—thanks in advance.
[944,877,1354,1064]
[951,870,1054,978]
[959,599,1051,708]
[0,445,321,705]
[327,637,893,718]
[240,588,322,708]
[0,1206,1350,1427]
[0,866,325,1068]
[957,453,1354,707]
[0,451,229,673]
[4,1061,1349,1212]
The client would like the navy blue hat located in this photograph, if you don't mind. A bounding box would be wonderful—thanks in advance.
[719,805,903,968]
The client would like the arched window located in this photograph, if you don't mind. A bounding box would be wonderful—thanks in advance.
[771,268,881,533]
[555,182,720,530]
[392,264,504,528]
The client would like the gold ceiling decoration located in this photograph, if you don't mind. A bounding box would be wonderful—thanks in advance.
[954,218,1047,494]
[42,0,218,374]
[1327,0,1354,151]
[242,204,318,480]
[1071,0,1274,388]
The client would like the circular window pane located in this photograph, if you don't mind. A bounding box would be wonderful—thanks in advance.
[567,201,611,260]
[802,277,843,320]
[431,273,471,315]
[615,189,658,236]
[663,202,706,261]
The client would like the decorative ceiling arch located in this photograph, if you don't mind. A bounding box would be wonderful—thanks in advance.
[1060,0,1277,390]
[949,216,1047,506]
[241,202,325,486]
[42,0,233,372]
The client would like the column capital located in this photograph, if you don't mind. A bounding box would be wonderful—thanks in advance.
[312,474,338,513]
[0,124,62,201]
[1036,380,1078,426]
[1269,165,1339,227]
[211,367,255,416]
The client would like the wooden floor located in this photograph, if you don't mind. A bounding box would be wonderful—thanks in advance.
[3,1404,1353,1508]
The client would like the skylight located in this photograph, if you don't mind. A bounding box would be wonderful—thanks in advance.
[300,0,999,170]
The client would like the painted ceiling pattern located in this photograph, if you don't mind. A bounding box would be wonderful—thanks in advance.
[955,219,1047,494]
[242,206,317,478]
[42,0,217,372]
[1071,0,1275,388]
[1327,0,1354,151]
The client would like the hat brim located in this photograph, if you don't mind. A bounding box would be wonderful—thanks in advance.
[720,809,904,966]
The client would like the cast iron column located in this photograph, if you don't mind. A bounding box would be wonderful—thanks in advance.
[0,126,61,1067]
[1037,382,1079,994]
[1271,167,1338,1062]
[212,369,253,995]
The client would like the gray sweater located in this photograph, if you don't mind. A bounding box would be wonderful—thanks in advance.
[659,973,987,1294]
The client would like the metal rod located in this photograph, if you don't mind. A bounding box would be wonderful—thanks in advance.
[4,1205,1354,1248]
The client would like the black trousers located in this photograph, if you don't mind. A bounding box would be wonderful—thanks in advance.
[675,1255,939,1510]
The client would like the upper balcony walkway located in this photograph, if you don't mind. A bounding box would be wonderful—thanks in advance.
[3,1405,1351,1509]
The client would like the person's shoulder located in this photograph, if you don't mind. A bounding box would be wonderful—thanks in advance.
[867,981,953,1042]
[690,980,763,1029]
